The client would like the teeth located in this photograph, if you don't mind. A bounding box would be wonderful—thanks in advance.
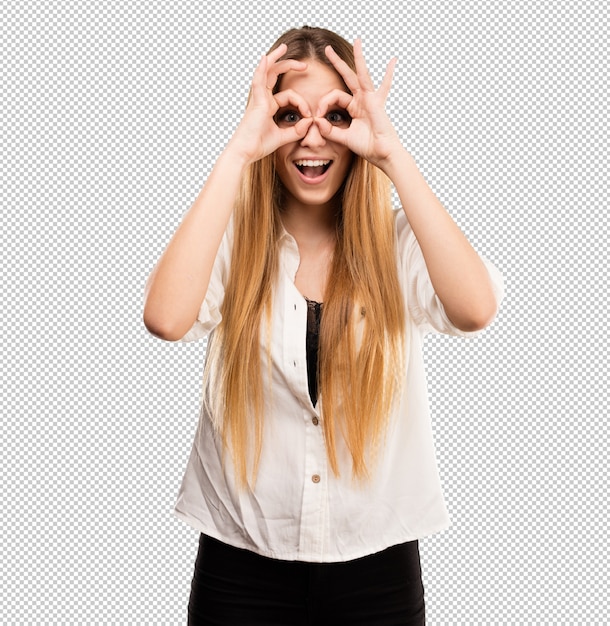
[294,159,331,167]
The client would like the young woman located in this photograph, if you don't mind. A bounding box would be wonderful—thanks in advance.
[144,26,503,626]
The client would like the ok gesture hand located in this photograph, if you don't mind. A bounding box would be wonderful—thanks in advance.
[229,43,314,165]
[316,39,403,170]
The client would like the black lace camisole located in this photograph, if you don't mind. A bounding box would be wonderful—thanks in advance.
[304,297,322,407]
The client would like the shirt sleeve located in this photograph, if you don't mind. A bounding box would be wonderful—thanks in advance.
[395,209,504,337]
[179,221,233,342]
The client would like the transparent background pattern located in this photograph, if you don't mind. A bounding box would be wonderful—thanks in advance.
[2,0,606,623]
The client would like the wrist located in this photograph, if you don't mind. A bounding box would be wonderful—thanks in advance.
[377,144,416,180]
[222,138,255,171]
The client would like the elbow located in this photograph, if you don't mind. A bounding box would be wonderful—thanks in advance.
[446,265,502,333]
[142,308,185,342]
[452,298,498,333]
[456,312,495,333]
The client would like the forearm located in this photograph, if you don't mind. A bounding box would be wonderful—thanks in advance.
[382,148,498,331]
[143,148,248,341]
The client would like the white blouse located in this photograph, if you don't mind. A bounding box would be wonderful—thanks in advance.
[174,209,504,563]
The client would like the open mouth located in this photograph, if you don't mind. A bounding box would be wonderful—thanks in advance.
[294,159,332,179]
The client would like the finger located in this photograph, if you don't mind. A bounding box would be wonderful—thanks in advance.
[315,89,353,117]
[271,58,308,74]
[274,89,312,117]
[324,45,359,94]
[276,117,314,146]
[267,43,288,64]
[316,117,350,146]
[353,39,375,91]
[378,56,397,100]
[293,116,314,137]
[266,59,308,88]
[250,54,269,99]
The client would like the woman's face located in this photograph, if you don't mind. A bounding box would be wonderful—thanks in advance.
[274,59,353,213]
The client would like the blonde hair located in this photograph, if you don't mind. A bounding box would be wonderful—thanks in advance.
[204,27,405,487]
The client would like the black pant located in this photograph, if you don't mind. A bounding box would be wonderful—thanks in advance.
[188,534,425,625]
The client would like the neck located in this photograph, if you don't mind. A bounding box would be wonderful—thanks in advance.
[281,200,339,250]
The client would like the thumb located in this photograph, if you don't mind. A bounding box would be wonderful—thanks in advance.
[316,117,349,146]
[295,117,314,137]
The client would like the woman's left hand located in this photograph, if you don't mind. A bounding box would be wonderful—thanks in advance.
[316,39,403,170]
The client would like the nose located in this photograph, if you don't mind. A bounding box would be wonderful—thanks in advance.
[300,119,326,148]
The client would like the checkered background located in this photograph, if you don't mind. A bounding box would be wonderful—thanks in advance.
[2,0,606,623]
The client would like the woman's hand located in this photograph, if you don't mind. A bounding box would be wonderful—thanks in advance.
[316,39,403,170]
[227,44,314,166]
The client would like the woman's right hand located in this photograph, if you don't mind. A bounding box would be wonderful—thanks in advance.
[227,44,314,165]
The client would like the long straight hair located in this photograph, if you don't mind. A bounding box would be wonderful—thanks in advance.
[204,26,405,487]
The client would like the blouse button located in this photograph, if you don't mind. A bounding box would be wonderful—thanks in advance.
[312,416,319,426]
[312,474,321,484]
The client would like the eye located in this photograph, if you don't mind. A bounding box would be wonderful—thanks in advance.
[275,109,302,127]
[325,109,351,127]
